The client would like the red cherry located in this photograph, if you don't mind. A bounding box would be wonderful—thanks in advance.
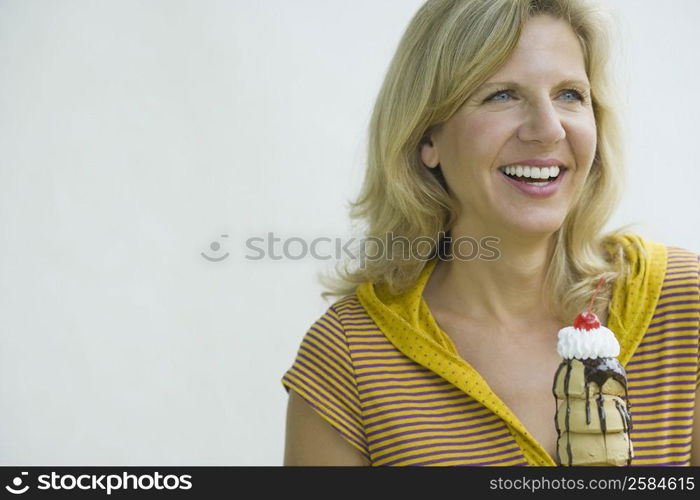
[574,311,601,331]
[574,276,606,331]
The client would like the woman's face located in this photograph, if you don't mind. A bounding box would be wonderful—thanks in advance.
[420,15,597,239]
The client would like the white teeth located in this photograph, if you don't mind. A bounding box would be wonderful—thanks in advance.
[501,164,562,180]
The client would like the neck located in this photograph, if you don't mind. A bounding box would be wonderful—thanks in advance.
[430,222,558,326]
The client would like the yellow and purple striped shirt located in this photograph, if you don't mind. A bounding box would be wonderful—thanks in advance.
[282,234,699,465]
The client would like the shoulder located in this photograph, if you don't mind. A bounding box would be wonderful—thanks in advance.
[303,294,377,347]
[322,294,376,328]
[665,243,700,264]
[329,294,368,318]
[662,245,700,294]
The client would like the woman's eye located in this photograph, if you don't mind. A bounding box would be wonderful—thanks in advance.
[560,89,585,101]
[486,90,512,102]
[485,89,586,103]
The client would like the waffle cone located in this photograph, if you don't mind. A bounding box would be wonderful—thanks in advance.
[554,358,633,466]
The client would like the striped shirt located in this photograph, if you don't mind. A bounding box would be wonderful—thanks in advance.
[281,236,700,466]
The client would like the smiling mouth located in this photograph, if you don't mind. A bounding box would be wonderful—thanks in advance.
[498,165,567,185]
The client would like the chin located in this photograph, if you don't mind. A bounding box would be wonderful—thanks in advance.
[504,212,567,238]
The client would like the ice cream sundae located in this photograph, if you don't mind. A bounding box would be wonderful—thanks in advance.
[552,278,633,466]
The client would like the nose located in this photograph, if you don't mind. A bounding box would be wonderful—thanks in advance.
[517,99,566,145]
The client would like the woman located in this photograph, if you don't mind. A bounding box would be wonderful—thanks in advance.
[282,0,700,466]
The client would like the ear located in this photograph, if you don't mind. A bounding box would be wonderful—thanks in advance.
[419,135,440,169]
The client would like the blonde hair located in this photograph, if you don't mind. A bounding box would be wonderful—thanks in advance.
[319,0,640,324]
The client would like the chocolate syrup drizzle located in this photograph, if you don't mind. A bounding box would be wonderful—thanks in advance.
[551,357,633,466]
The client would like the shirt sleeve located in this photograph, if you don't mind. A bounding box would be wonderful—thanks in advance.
[281,305,368,458]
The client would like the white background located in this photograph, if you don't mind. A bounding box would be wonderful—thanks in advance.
[0,0,698,465]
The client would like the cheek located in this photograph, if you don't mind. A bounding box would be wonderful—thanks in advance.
[451,116,513,169]
[569,117,598,167]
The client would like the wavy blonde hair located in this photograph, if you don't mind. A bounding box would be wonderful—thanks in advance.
[319,0,641,323]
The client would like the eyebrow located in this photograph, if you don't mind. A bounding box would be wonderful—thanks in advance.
[478,79,591,92]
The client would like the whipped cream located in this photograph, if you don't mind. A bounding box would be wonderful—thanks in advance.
[557,326,620,359]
